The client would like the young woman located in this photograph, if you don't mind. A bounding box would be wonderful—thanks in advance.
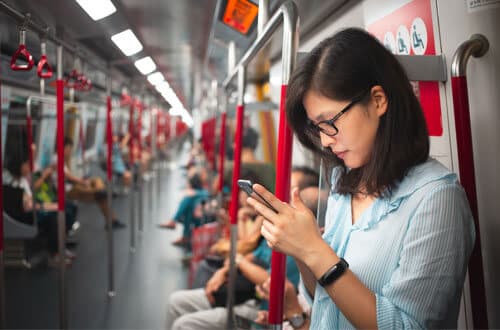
[3,148,75,265]
[247,28,475,329]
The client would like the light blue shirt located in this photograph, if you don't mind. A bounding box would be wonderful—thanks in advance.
[309,158,475,329]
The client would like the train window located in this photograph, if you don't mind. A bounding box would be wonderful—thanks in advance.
[84,118,97,151]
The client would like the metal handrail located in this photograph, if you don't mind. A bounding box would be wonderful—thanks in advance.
[222,1,299,329]
[450,34,489,330]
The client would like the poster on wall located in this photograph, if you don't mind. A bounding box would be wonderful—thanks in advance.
[1,86,11,158]
[366,0,443,136]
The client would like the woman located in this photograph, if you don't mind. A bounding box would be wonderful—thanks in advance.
[247,28,475,329]
[3,148,75,265]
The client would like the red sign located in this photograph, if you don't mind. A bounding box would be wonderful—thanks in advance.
[367,0,442,136]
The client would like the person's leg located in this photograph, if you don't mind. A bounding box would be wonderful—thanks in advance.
[122,170,132,186]
[96,198,118,222]
[169,299,259,330]
[66,185,95,202]
[171,307,227,330]
[166,288,212,329]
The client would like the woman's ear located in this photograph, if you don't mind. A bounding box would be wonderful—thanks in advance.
[370,85,388,117]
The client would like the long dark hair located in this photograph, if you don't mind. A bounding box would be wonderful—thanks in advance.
[286,28,429,196]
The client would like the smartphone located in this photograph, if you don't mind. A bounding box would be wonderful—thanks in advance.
[237,179,278,213]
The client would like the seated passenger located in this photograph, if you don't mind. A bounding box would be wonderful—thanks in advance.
[63,137,126,229]
[158,172,209,247]
[196,166,320,287]
[166,229,300,330]
[111,133,132,186]
[33,164,79,233]
[3,148,75,265]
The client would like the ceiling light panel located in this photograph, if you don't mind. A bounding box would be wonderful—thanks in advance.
[147,72,165,85]
[76,0,116,21]
[134,56,156,75]
[111,29,143,56]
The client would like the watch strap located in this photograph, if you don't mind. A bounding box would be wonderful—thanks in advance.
[317,257,349,287]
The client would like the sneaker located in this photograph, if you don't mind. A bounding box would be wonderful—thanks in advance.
[71,221,81,232]
[112,220,127,229]
[158,220,176,229]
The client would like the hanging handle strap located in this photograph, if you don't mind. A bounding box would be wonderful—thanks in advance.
[11,29,34,71]
[64,69,79,88]
[37,40,53,78]
[37,54,53,78]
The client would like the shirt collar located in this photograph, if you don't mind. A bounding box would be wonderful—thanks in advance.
[329,158,455,232]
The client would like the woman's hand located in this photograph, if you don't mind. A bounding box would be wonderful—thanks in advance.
[246,184,323,262]
[205,268,227,305]
[237,206,256,222]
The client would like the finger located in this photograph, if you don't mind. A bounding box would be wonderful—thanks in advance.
[247,197,279,223]
[261,220,277,248]
[252,184,288,213]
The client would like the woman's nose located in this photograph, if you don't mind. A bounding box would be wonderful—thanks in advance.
[319,131,336,148]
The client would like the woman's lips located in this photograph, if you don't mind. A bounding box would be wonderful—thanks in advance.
[334,151,347,159]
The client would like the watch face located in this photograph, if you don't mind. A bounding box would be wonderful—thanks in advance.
[289,314,305,328]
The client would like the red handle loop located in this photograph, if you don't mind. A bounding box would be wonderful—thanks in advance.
[64,69,80,88]
[82,77,92,91]
[10,44,34,71]
[37,54,53,78]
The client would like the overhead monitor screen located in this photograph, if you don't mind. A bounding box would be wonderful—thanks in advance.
[222,0,258,35]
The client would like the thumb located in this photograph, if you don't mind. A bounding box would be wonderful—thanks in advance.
[290,187,307,210]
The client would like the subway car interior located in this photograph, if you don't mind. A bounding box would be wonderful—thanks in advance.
[0,0,499,329]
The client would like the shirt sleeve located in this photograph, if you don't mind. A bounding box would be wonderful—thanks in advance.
[376,183,475,329]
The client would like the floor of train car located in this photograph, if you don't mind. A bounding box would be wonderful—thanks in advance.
[5,147,192,329]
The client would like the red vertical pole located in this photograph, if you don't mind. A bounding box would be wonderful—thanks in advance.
[137,102,143,157]
[268,84,293,325]
[451,76,488,329]
[55,45,68,329]
[26,116,33,171]
[106,96,113,181]
[229,106,244,226]
[218,113,227,192]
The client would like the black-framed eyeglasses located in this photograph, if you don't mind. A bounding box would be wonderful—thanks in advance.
[307,90,370,137]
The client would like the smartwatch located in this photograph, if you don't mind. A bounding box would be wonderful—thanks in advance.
[288,312,307,329]
[317,257,349,287]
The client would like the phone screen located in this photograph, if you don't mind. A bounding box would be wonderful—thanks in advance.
[238,180,278,213]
